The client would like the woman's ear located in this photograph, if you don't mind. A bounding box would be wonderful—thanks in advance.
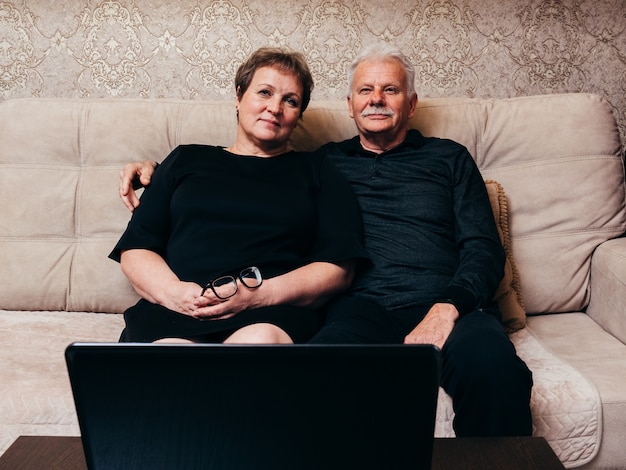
[235,87,241,120]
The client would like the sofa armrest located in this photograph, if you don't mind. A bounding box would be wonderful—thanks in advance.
[586,237,626,344]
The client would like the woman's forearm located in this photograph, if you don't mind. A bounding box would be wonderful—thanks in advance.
[120,253,355,320]
[120,249,182,305]
[260,260,355,309]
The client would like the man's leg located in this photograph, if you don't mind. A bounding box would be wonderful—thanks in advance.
[309,295,402,344]
[441,309,533,437]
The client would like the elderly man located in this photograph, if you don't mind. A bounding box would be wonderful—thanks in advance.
[119,43,532,437]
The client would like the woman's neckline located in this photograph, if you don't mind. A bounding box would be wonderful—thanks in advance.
[221,146,294,158]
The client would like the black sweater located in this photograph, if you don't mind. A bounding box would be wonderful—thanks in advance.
[318,129,505,316]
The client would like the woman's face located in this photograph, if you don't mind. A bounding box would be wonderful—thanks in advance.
[235,66,304,156]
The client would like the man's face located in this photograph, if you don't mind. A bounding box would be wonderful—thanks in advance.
[348,58,417,149]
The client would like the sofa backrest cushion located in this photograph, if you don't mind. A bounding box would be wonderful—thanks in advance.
[0,94,624,315]
[0,99,238,313]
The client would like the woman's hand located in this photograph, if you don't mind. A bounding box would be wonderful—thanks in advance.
[192,281,261,320]
[158,280,208,317]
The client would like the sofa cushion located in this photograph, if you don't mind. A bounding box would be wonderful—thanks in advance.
[0,99,239,313]
[0,310,125,455]
[528,312,626,469]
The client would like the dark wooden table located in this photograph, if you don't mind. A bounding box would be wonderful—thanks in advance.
[0,435,565,469]
[432,436,566,469]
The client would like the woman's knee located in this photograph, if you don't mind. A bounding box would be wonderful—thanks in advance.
[224,323,293,344]
[152,337,195,344]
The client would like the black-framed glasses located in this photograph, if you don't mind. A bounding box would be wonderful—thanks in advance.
[200,266,263,299]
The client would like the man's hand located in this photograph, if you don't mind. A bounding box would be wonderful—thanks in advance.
[119,160,158,212]
[404,303,459,349]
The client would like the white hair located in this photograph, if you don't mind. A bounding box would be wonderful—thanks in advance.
[347,43,416,98]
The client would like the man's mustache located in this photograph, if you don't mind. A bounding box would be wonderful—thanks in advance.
[361,106,395,117]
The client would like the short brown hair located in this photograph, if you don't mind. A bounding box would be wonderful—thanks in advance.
[235,47,314,116]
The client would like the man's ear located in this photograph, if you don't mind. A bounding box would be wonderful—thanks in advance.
[347,95,354,119]
[408,93,418,119]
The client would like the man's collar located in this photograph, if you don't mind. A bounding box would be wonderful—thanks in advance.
[339,129,425,156]
[338,135,366,155]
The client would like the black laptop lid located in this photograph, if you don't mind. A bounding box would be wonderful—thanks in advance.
[66,343,440,470]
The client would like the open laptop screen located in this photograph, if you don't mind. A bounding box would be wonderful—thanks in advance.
[66,343,440,470]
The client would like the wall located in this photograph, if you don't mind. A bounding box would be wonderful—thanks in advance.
[1,0,625,148]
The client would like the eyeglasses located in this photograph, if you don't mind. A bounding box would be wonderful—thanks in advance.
[200,266,263,299]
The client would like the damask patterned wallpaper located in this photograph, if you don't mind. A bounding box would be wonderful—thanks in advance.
[1,0,625,147]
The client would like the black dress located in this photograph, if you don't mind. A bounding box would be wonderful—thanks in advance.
[110,145,367,343]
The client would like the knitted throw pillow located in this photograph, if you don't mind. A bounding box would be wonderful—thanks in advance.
[485,180,526,332]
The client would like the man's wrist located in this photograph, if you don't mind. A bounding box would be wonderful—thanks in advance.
[437,285,478,317]
[434,298,459,309]
[433,299,461,320]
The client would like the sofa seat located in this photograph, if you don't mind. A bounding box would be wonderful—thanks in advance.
[435,311,607,468]
[0,311,124,454]
[0,310,617,468]
[527,313,626,469]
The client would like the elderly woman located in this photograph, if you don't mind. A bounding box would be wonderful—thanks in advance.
[110,48,367,344]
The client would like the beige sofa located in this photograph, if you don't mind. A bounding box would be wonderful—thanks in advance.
[1,94,625,469]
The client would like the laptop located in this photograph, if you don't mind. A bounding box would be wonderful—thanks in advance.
[65,343,441,470]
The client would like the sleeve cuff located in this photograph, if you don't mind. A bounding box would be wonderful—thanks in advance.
[435,285,477,317]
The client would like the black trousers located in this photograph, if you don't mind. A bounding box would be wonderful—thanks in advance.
[310,295,533,437]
